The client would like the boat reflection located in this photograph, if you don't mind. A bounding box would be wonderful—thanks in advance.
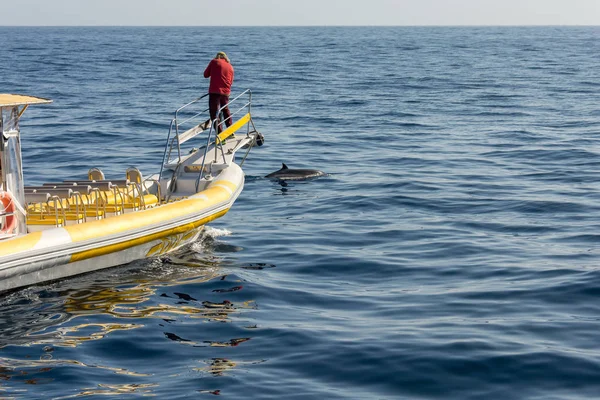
[195,357,266,377]
[0,230,262,396]
[62,383,158,398]
[0,231,255,349]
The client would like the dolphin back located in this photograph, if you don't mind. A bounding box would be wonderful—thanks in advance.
[265,163,326,180]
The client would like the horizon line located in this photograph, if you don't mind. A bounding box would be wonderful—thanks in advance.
[0,24,599,28]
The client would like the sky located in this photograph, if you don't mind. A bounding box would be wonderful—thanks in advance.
[1,0,598,26]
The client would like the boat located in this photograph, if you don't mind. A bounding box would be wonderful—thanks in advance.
[0,90,263,292]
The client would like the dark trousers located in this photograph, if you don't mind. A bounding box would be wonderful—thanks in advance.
[209,93,231,133]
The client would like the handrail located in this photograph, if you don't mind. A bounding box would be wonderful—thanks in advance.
[212,90,252,165]
[175,94,209,122]
[163,94,211,169]
[195,90,253,191]
[158,119,176,180]
[214,90,252,134]
[159,90,253,194]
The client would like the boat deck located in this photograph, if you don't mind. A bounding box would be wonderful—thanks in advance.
[24,171,161,231]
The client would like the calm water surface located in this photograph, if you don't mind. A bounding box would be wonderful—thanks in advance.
[0,26,600,399]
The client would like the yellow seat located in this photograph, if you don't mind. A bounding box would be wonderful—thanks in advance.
[59,200,104,218]
[32,201,102,220]
[100,189,127,203]
[64,213,88,221]
[123,194,159,209]
[26,189,101,224]
[29,211,84,221]
[71,210,104,218]
[104,205,123,213]
[27,203,46,213]
[143,194,159,206]
[103,190,157,210]
[27,217,65,226]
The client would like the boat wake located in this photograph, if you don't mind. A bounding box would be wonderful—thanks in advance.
[203,226,232,238]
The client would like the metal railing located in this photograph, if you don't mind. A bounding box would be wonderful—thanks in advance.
[208,89,252,163]
[160,93,211,174]
[159,90,254,192]
[195,89,253,191]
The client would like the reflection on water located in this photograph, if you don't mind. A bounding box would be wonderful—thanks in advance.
[162,332,251,349]
[0,264,225,349]
[0,229,267,398]
[23,322,142,348]
[195,358,266,377]
[202,358,238,376]
[0,357,151,377]
[0,355,152,395]
[205,337,251,347]
[55,383,158,399]
[0,231,254,348]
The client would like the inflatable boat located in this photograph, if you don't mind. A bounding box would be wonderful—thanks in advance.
[0,91,263,292]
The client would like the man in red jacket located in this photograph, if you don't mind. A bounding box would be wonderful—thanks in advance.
[204,51,234,134]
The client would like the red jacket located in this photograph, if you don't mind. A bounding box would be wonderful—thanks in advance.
[204,58,234,96]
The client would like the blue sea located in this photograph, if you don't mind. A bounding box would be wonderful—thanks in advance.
[1,26,600,399]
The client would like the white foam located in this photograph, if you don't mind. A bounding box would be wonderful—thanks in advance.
[190,241,205,253]
[204,227,232,238]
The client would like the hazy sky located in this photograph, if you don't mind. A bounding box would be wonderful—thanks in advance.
[1,0,598,26]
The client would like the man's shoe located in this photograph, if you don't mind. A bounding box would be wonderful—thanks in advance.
[200,119,211,130]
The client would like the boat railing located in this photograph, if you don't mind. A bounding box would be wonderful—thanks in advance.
[161,94,211,172]
[205,88,252,164]
[194,90,254,191]
[160,89,254,184]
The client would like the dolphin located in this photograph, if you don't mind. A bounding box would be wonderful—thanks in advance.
[265,163,326,180]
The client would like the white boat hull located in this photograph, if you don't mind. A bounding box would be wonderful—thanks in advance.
[0,164,244,292]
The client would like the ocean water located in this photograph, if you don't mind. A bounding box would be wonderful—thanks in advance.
[0,26,600,399]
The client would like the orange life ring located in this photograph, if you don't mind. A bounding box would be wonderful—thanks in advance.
[0,191,17,234]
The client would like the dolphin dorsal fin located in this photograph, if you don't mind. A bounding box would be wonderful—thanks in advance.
[281,163,289,170]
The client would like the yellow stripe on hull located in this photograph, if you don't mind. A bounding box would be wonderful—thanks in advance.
[70,209,228,263]
[65,185,231,243]
[0,180,238,260]
[212,179,238,192]
[0,232,43,257]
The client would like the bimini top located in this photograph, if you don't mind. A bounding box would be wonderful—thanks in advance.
[0,94,52,107]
